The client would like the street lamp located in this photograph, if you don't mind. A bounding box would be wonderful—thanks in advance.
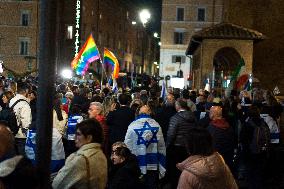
[153,32,159,38]
[139,9,151,74]
[61,68,73,79]
[139,9,151,27]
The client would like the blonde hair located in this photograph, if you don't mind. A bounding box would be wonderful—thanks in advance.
[102,96,115,116]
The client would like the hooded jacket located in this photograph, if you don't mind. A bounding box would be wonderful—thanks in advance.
[207,118,234,155]
[177,152,238,189]
[167,110,196,147]
[0,155,39,189]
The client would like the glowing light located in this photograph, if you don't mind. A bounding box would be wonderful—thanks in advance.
[139,9,151,26]
[153,32,159,38]
[61,69,73,79]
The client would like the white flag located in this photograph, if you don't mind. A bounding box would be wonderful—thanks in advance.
[273,86,280,95]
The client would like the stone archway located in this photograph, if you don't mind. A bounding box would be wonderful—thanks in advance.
[212,47,241,91]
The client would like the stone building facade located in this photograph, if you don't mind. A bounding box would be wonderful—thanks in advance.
[186,23,264,91]
[0,0,39,76]
[160,0,223,87]
[223,0,284,92]
[185,0,284,92]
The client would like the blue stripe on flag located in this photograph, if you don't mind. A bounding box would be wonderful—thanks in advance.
[137,153,166,167]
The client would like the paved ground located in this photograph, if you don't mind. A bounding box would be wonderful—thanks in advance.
[237,145,284,189]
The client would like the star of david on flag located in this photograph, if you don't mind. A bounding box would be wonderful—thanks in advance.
[134,121,159,147]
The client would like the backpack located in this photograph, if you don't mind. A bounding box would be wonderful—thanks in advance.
[248,118,270,154]
[8,99,29,135]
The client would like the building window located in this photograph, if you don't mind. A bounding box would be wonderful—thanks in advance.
[66,25,73,39]
[21,11,30,26]
[174,32,184,44]
[197,8,205,21]
[176,7,184,21]
[172,55,186,63]
[19,38,29,55]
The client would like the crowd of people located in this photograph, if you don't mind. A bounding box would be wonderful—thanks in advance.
[0,76,283,189]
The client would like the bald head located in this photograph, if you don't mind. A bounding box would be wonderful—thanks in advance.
[166,94,175,105]
[209,106,223,120]
[0,124,14,158]
[139,105,151,115]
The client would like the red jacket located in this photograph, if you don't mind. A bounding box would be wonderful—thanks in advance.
[95,114,109,156]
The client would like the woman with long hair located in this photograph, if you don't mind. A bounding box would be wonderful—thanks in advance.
[53,94,68,136]
[0,91,16,134]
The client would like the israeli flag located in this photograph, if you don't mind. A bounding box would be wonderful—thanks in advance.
[160,80,167,100]
[25,128,65,174]
[112,78,118,93]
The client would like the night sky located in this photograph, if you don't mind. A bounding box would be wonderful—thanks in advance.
[126,0,162,33]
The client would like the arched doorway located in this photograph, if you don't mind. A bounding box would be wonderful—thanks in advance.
[212,47,241,93]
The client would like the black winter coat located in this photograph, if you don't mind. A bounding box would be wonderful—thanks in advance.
[0,156,39,189]
[106,106,135,145]
[167,110,197,147]
[108,155,142,189]
[154,104,176,142]
[207,119,235,155]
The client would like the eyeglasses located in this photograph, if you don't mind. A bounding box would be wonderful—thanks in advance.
[75,131,82,136]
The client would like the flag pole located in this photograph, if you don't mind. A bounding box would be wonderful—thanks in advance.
[100,60,103,89]
[100,54,108,90]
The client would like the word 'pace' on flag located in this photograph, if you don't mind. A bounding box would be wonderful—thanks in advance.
[71,34,101,76]
[103,48,120,79]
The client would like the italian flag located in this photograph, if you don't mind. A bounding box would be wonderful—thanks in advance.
[226,58,249,96]
[232,58,249,90]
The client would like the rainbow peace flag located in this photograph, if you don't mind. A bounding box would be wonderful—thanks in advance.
[103,48,120,79]
[71,34,101,76]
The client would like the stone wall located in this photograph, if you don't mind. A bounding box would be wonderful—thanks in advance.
[0,1,38,74]
[192,39,253,89]
[224,0,284,93]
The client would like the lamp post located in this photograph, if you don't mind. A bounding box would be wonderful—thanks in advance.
[139,9,150,74]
